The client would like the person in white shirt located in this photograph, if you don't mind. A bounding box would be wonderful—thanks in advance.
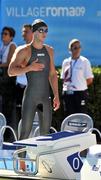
[61,39,94,116]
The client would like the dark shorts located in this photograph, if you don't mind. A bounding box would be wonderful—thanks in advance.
[62,90,89,116]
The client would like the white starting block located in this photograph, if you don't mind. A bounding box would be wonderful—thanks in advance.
[78,144,101,180]
[13,130,96,180]
[0,113,100,180]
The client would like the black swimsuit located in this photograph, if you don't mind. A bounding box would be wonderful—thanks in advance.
[19,44,52,140]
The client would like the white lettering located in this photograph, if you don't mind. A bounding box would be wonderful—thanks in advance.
[46,7,51,16]
[27,7,33,17]
[40,7,46,17]
[5,6,86,18]
[51,7,58,16]
[20,7,27,17]
[58,7,69,16]
[73,157,80,170]
[34,7,39,17]
[37,53,45,57]
[6,7,14,16]
[15,7,20,17]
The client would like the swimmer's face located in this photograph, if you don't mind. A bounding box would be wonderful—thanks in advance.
[34,26,48,42]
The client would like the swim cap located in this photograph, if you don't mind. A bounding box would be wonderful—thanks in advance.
[68,39,80,50]
[32,19,48,32]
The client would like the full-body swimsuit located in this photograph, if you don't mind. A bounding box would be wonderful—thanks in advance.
[19,44,52,140]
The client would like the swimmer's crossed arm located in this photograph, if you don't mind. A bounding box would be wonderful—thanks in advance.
[8,45,45,77]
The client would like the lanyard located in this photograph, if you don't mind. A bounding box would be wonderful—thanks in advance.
[64,59,78,82]
[69,60,78,82]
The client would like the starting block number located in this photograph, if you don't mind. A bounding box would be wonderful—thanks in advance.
[67,152,83,172]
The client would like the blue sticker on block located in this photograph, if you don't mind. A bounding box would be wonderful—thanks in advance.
[67,152,83,172]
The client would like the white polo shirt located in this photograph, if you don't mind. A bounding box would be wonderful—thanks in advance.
[61,56,94,91]
[0,41,16,63]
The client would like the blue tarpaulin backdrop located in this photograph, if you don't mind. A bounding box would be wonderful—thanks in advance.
[0,0,101,65]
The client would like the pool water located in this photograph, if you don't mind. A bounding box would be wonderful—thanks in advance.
[0,160,13,170]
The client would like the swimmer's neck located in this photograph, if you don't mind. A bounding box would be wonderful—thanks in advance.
[32,38,44,50]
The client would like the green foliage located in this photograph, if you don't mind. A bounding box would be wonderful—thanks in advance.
[52,67,101,132]
[88,67,101,130]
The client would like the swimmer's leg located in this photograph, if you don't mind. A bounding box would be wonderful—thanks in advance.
[39,99,52,135]
[19,99,37,140]
[18,97,37,167]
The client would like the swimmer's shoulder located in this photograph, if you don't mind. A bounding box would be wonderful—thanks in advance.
[15,43,31,55]
[44,44,54,54]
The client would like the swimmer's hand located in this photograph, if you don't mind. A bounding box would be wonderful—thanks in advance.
[53,96,60,111]
[30,58,45,71]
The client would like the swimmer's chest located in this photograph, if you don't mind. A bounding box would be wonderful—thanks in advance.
[29,46,50,67]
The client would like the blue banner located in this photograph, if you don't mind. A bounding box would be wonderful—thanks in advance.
[0,0,101,65]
